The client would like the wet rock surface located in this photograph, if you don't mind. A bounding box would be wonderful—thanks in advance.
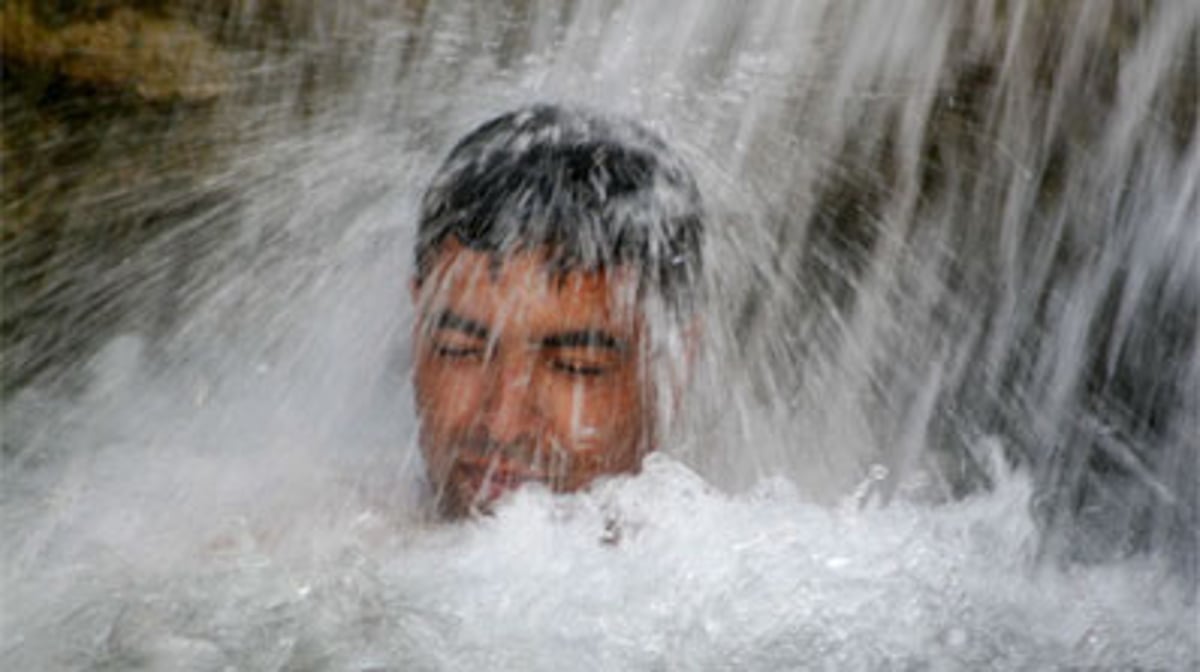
[2,1,430,398]
[2,0,312,392]
[1,4,228,102]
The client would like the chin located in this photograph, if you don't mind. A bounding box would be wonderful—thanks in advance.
[435,469,537,518]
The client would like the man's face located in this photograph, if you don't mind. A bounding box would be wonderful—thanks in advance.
[412,241,654,517]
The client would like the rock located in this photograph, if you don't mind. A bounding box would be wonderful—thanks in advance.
[0,4,66,67]
[1,4,229,103]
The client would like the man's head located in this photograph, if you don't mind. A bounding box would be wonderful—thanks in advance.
[411,104,703,516]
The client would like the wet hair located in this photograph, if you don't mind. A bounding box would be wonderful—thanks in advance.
[415,104,704,318]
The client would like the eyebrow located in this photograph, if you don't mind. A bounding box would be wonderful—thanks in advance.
[432,310,628,352]
[433,310,489,339]
[540,330,628,352]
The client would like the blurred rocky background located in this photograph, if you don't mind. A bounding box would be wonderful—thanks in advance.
[1,0,429,393]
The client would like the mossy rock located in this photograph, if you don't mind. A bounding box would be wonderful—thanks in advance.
[1,3,228,102]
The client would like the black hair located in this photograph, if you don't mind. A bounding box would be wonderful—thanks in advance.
[415,104,704,318]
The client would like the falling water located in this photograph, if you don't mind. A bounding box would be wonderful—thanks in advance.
[2,0,1197,668]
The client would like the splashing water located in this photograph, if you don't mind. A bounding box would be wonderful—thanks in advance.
[2,0,1197,668]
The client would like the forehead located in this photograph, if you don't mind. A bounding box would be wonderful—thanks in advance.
[418,243,641,330]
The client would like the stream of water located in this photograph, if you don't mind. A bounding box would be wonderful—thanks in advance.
[3,1,1197,668]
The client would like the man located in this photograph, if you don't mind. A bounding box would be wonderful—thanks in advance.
[411,104,704,517]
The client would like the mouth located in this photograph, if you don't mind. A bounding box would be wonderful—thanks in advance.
[450,457,551,506]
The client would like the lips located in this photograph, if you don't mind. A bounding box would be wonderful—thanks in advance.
[450,457,551,504]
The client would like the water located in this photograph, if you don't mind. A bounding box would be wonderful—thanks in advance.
[3,0,1198,668]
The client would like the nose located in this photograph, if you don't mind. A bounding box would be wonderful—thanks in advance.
[478,353,540,445]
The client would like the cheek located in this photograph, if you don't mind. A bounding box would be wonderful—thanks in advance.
[543,375,647,449]
[414,358,484,435]
[547,379,650,491]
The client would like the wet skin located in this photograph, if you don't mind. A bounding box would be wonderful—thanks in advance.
[412,242,655,517]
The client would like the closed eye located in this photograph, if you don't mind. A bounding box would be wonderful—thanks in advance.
[549,359,610,377]
[434,344,485,359]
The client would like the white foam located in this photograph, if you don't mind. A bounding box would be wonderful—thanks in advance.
[3,404,1194,670]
